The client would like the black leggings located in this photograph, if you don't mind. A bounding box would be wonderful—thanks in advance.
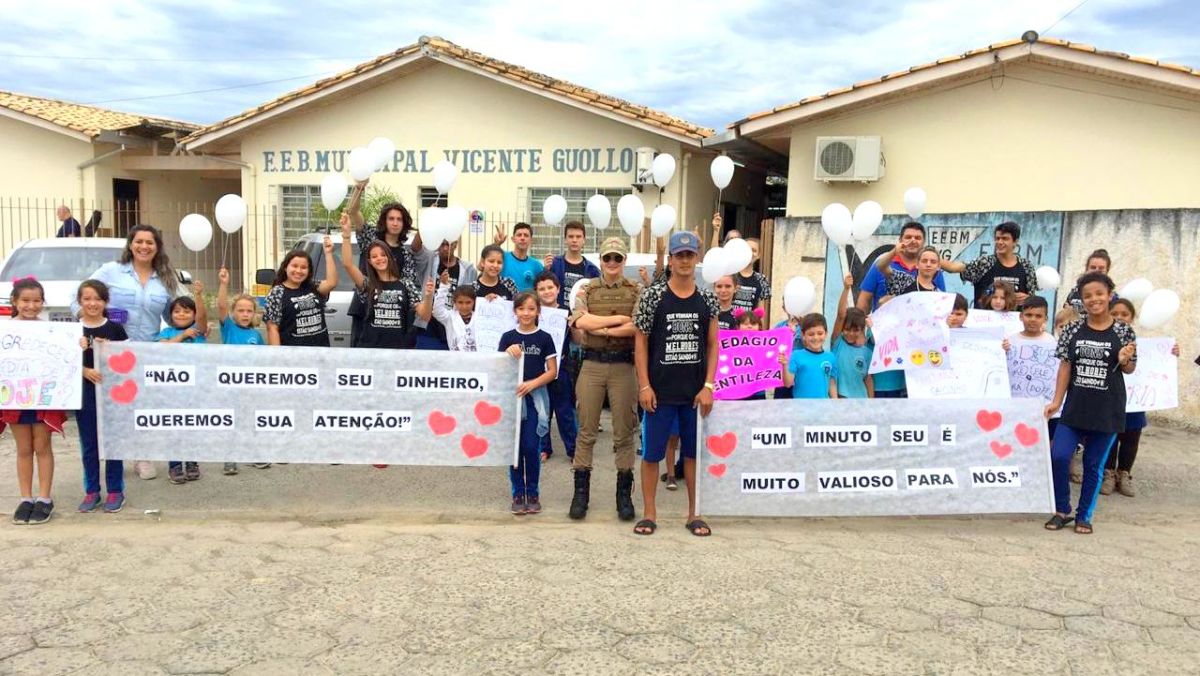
[1106,429,1142,473]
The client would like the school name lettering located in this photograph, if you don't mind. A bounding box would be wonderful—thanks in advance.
[261,147,637,175]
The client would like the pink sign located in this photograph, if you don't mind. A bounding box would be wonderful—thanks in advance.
[714,328,793,400]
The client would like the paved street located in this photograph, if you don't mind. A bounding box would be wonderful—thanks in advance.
[2,421,1199,675]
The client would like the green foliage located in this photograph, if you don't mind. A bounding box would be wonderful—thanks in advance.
[313,184,404,227]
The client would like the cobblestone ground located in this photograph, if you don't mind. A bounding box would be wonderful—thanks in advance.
[1,424,1198,675]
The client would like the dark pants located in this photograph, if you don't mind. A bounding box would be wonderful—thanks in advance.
[1050,424,1116,523]
[1107,429,1142,472]
[510,396,542,498]
[539,358,577,458]
[79,386,123,494]
[874,389,907,399]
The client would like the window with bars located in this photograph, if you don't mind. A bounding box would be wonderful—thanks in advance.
[419,187,448,208]
[278,184,344,248]
[527,187,628,256]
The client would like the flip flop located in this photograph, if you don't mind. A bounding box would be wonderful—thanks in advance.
[1074,521,1094,535]
[1044,514,1074,531]
[685,519,712,537]
[634,519,657,535]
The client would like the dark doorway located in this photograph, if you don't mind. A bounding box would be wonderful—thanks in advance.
[721,202,740,241]
[113,179,140,238]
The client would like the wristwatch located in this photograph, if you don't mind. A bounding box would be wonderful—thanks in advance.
[703,382,715,391]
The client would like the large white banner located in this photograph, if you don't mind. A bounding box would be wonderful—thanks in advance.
[0,320,83,410]
[907,327,1010,399]
[96,342,521,465]
[698,398,1054,517]
[868,292,954,374]
[1125,337,1178,412]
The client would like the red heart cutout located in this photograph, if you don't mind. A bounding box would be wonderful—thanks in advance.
[107,350,136,374]
[474,401,502,426]
[706,432,737,459]
[884,357,892,366]
[990,440,1013,459]
[1014,423,1040,447]
[427,411,456,436]
[110,379,138,404]
[707,463,727,478]
[461,434,488,459]
[976,410,1002,432]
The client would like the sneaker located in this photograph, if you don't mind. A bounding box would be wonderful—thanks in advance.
[1116,470,1136,497]
[168,466,188,484]
[27,501,53,525]
[666,475,678,491]
[1069,450,1083,484]
[223,463,239,476]
[12,501,34,525]
[185,462,201,481]
[103,493,125,513]
[251,463,272,469]
[136,461,157,480]
[78,492,102,513]
[511,496,527,515]
[1100,469,1116,496]
[526,496,542,514]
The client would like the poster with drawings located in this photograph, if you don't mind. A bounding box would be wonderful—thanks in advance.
[868,292,955,374]
[466,298,567,357]
[1007,338,1058,402]
[965,309,1025,336]
[1124,337,1178,413]
[908,327,1010,399]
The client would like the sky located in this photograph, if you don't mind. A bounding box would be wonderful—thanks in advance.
[1,0,1197,131]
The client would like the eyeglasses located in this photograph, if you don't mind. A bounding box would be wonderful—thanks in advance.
[602,254,625,263]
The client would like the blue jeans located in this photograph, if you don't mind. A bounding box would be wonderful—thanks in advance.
[1050,424,1116,524]
[539,360,577,458]
[510,396,542,498]
[79,386,123,494]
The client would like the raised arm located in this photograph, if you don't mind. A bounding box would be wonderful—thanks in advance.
[709,213,723,250]
[831,274,852,342]
[317,235,339,296]
[217,267,231,320]
[875,244,899,273]
[416,279,435,322]
[339,215,366,289]
[940,258,966,274]
[191,280,208,333]
[346,179,368,228]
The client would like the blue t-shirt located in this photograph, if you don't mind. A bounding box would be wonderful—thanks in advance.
[861,259,945,393]
[788,347,837,399]
[498,328,557,383]
[502,252,545,292]
[157,325,207,344]
[831,336,872,399]
[221,317,265,345]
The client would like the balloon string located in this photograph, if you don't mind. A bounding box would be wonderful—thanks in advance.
[220,232,229,270]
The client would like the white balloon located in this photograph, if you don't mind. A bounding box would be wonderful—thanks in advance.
[1138,289,1180,329]
[432,160,458,195]
[851,201,884,241]
[543,194,568,226]
[179,213,213,252]
[724,237,753,273]
[320,174,348,212]
[1119,277,1154,304]
[586,194,611,230]
[783,276,817,317]
[368,136,396,171]
[651,153,676,187]
[821,203,853,246]
[702,248,730,285]
[568,277,590,311]
[1035,266,1061,291]
[903,187,927,220]
[443,205,468,243]
[617,194,644,236]
[418,208,445,245]
[710,156,735,190]
[214,194,246,234]
[348,147,375,182]
[650,204,676,238]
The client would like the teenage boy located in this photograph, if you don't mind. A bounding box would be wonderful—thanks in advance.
[633,231,718,537]
[494,222,544,292]
[939,221,1039,309]
[542,221,600,306]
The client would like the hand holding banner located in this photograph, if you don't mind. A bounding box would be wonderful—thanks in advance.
[908,327,1010,399]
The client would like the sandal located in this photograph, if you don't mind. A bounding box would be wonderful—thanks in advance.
[634,519,657,535]
[1044,514,1074,531]
[685,519,712,537]
[1074,521,1093,535]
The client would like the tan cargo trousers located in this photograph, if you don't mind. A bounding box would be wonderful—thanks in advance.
[573,360,640,471]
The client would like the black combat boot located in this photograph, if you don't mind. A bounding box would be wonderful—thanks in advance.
[616,469,636,521]
[569,469,591,520]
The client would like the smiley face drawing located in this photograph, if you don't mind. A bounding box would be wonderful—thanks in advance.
[928,350,944,367]
[909,350,926,366]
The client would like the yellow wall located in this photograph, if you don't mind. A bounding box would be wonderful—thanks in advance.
[783,63,1200,217]
[0,114,92,201]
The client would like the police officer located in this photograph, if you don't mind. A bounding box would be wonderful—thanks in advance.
[568,237,642,521]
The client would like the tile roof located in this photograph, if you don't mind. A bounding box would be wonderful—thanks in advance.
[185,36,714,146]
[733,36,1200,128]
[0,90,198,138]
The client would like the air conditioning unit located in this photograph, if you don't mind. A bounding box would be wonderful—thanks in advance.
[634,147,656,185]
[813,136,884,182]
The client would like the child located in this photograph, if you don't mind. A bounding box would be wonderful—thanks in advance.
[780,313,838,399]
[714,274,738,329]
[340,214,428,350]
[433,284,479,352]
[3,278,65,525]
[770,313,802,400]
[732,307,769,401]
[831,275,873,399]
[534,271,577,462]
[985,280,1018,312]
[159,289,208,484]
[1044,273,1136,535]
[473,244,518,301]
[498,293,558,515]
[264,237,338,346]
[217,267,268,475]
[76,280,128,513]
[947,293,970,328]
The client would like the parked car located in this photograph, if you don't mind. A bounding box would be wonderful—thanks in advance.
[257,232,359,347]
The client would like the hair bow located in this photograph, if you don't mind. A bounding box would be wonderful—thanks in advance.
[11,275,36,283]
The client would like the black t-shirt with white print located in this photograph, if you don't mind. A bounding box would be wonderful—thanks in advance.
[717,307,737,330]
[1055,319,1137,433]
[634,284,719,405]
[961,255,1038,309]
[265,284,330,347]
[732,271,771,311]
[355,278,422,349]
[472,277,517,301]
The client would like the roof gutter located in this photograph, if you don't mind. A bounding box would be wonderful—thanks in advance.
[76,145,126,213]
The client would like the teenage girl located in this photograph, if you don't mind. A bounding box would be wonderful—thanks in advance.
[473,245,518,301]
[340,214,430,350]
[264,237,338,346]
[217,267,268,475]
[76,280,128,513]
[714,275,737,329]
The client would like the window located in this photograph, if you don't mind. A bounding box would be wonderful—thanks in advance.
[278,185,342,247]
[419,187,448,208]
[527,187,628,255]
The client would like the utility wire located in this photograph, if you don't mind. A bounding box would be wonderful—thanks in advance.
[1043,0,1091,34]
[81,71,338,105]
[0,53,367,63]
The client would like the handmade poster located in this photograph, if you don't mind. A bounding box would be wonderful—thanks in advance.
[539,307,569,357]
[1007,337,1058,402]
[96,342,521,465]
[469,298,567,356]
[0,320,83,410]
[908,327,1009,399]
[1124,337,1178,413]
[714,328,792,400]
[698,398,1054,517]
[868,292,954,374]
[965,309,1024,336]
